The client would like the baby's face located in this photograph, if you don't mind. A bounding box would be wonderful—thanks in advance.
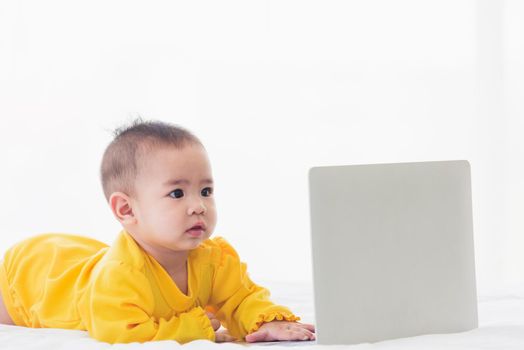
[130,143,217,251]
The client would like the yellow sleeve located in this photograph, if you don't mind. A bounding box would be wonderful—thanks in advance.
[79,261,215,344]
[207,237,300,340]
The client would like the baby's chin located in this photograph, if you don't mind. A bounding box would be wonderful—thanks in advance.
[172,233,211,247]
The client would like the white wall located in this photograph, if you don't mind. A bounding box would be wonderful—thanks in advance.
[0,0,521,295]
[503,0,524,289]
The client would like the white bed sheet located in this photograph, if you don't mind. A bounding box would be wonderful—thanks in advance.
[2,280,524,350]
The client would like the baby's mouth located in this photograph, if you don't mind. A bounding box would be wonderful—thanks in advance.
[186,222,206,237]
[187,225,204,231]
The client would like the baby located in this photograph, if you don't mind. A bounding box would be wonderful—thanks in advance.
[0,118,315,344]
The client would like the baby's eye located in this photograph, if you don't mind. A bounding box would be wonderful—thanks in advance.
[169,189,184,199]
[201,187,213,197]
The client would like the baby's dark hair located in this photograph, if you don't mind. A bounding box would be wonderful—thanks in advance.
[100,117,203,203]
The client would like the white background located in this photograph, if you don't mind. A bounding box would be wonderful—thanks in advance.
[0,0,522,295]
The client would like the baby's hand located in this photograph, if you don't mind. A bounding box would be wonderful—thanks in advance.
[205,311,221,331]
[206,311,237,343]
[245,320,316,343]
[215,328,237,343]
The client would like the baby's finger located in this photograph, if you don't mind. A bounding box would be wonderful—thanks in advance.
[294,328,314,341]
[210,318,221,331]
[245,329,270,342]
[205,312,221,331]
[215,333,236,343]
[282,329,308,341]
[303,329,316,340]
[298,323,316,333]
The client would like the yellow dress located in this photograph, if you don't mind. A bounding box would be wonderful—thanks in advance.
[0,230,300,344]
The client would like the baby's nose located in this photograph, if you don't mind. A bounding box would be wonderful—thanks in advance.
[187,201,206,215]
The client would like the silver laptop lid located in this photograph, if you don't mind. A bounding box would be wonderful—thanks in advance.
[308,160,478,345]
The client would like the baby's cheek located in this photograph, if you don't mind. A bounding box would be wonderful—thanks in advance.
[207,206,217,224]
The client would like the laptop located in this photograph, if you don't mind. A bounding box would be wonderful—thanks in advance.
[248,160,478,346]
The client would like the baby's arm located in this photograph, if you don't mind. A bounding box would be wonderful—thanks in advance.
[207,238,301,341]
[78,261,215,344]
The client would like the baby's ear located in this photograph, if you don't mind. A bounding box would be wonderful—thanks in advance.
[109,192,136,224]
